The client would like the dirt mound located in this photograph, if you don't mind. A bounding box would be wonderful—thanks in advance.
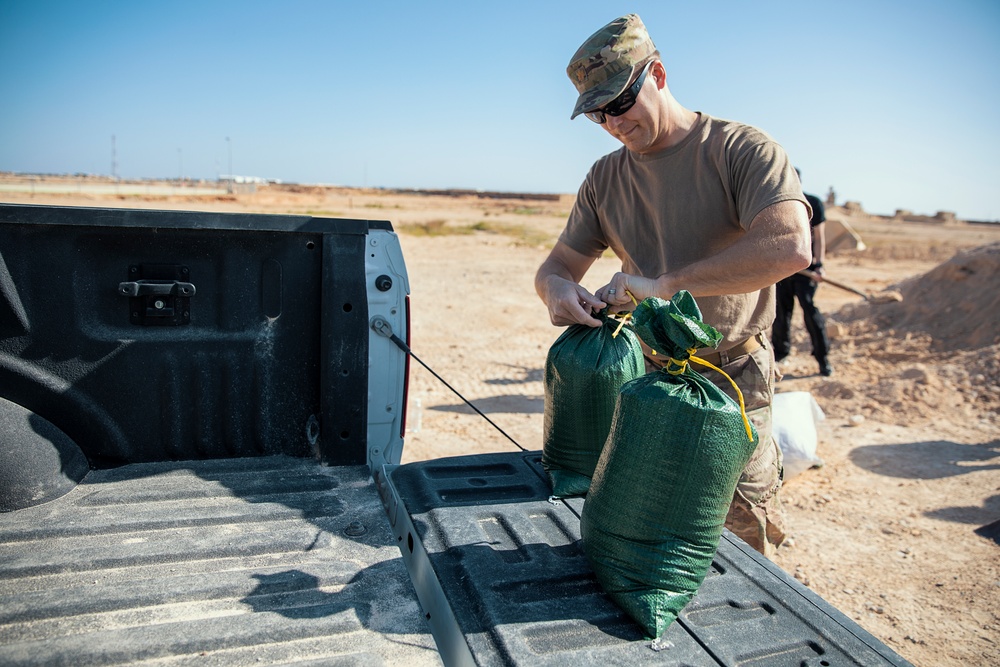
[815,243,1000,431]
[840,242,1000,351]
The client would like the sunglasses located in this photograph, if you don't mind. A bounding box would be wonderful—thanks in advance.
[584,62,653,124]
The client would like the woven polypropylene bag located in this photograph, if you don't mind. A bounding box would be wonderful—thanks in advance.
[542,312,645,498]
[580,292,758,639]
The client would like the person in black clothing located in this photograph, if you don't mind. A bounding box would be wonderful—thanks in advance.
[772,169,833,376]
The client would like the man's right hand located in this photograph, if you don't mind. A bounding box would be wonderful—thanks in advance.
[535,240,604,327]
[540,275,605,327]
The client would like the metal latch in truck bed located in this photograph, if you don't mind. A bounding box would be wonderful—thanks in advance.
[118,264,196,326]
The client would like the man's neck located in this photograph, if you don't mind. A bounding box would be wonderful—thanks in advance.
[647,105,698,153]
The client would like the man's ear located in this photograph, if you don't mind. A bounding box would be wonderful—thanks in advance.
[651,61,667,89]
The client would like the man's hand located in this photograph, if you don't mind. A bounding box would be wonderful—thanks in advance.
[540,275,605,327]
[595,272,664,309]
[535,241,604,327]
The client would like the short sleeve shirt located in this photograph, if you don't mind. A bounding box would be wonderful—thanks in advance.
[560,113,807,348]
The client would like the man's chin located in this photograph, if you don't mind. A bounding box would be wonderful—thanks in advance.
[616,128,651,153]
[623,138,651,153]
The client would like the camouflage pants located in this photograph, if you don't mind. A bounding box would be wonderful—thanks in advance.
[645,333,787,557]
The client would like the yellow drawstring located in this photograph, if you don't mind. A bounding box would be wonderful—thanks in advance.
[610,289,640,339]
[665,347,755,444]
[610,313,630,339]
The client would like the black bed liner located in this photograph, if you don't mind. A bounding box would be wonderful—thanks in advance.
[0,456,441,666]
[384,450,913,667]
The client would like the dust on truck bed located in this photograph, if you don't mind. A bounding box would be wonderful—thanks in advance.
[0,457,441,665]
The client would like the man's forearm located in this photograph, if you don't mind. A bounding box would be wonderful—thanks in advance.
[655,237,807,296]
[656,200,811,297]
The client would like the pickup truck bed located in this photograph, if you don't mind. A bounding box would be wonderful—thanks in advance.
[0,203,913,666]
[0,450,911,666]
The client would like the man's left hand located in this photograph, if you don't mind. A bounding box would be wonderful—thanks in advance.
[595,273,662,309]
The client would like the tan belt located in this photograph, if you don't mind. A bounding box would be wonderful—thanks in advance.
[643,332,765,370]
[695,332,764,368]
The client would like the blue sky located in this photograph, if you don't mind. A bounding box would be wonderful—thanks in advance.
[2,0,998,220]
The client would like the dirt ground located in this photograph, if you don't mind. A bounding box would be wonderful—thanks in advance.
[4,179,998,666]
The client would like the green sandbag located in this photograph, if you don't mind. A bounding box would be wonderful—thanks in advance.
[580,291,758,639]
[542,312,645,498]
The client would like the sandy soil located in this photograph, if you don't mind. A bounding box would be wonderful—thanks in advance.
[3,180,998,666]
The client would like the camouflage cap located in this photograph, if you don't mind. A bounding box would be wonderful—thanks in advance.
[567,14,657,119]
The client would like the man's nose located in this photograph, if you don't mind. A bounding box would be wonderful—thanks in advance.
[605,114,627,133]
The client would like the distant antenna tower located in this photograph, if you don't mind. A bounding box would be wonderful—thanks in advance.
[111,135,118,181]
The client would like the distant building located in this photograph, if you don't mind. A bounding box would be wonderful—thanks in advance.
[219,175,282,185]
[892,209,960,225]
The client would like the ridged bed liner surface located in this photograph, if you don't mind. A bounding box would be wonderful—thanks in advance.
[0,456,440,666]
[389,450,911,667]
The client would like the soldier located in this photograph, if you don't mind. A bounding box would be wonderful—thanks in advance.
[535,14,812,556]
[773,168,833,377]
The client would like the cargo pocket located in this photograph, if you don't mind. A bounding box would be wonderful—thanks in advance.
[726,435,787,555]
[735,433,782,508]
[710,343,773,413]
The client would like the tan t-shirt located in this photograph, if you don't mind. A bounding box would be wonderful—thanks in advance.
[560,113,807,349]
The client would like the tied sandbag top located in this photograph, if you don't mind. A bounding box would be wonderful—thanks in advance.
[631,291,722,363]
[631,291,754,443]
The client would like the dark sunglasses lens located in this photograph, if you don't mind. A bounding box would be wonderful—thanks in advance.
[585,110,606,124]
[603,91,636,117]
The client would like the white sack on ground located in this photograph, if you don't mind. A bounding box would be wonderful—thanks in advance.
[773,391,825,479]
